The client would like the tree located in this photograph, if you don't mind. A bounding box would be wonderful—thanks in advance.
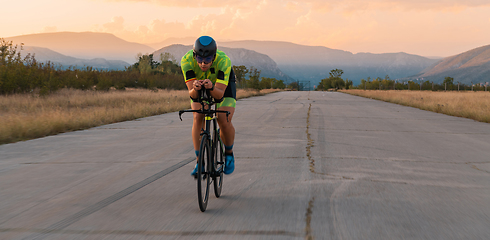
[272,79,286,89]
[345,79,353,89]
[233,65,248,88]
[159,52,177,64]
[443,76,454,90]
[360,78,367,90]
[329,69,344,78]
[130,53,158,74]
[259,77,274,89]
[288,81,299,91]
[247,66,261,90]
[443,76,454,85]
[333,77,345,89]
[317,69,345,90]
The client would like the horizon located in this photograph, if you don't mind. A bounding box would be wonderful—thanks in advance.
[2,1,490,58]
[5,31,456,60]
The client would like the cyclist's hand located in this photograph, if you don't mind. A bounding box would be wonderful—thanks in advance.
[193,80,202,91]
[202,79,213,90]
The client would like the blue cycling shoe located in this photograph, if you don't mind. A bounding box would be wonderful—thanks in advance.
[224,154,235,175]
[191,163,205,177]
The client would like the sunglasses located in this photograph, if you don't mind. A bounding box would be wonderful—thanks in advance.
[195,55,214,64]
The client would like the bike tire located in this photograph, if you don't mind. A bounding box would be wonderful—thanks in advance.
[197,135,211,212]
[213,128,224,198]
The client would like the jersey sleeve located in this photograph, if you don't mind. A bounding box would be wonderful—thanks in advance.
[215,51,232,86]
[181,50,197,83]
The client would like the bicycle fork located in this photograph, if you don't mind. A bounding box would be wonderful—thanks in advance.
[199,115,214,179]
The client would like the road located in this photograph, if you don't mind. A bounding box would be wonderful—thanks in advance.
[1,91,489,240]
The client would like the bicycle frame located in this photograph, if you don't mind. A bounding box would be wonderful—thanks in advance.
[179,89,230,211]
[179,89,230,170]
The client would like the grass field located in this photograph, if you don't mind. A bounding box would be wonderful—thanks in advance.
[0,88,281,145]
[342,90,490,123]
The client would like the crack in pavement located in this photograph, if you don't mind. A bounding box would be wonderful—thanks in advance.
[305,197,315,240]
[470,164,490,174]
[1,228,302,237]
[316,156,490,165]
[306,103,315,174]
[306,103,355,180]
[285,126,489,135]
[304,101,352,240]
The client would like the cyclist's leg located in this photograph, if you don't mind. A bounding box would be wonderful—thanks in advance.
[191,101,204,176]
[217,103,235,175]
[218,99,235,146]
[217,104,235,149]
[192,101,205,158]
[217,74,237,174]
[216,77,236,153]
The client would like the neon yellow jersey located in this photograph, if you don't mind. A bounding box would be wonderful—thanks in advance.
[181,49,232,86]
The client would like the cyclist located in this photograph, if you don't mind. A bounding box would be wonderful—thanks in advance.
[181,36,236,176]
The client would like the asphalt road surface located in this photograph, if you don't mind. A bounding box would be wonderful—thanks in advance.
[1,91,489,240]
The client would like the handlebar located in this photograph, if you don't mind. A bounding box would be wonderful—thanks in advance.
[179,89,230,121]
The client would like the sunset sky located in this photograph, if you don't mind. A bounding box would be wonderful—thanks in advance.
[2,0,490,57]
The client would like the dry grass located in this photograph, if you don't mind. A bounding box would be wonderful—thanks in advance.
[342,90,490,123]
[0,88,282,144]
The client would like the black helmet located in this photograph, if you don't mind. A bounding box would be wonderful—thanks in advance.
[193,36,217,58]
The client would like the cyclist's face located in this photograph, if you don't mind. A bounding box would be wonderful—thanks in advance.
[196,55,214,72]
[198,61,212,72]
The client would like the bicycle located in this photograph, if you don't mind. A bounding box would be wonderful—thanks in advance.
[179,89,230,212]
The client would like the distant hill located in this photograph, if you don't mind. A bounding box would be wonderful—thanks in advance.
[147,37,235,50]
[220,40,353,66]
[5,32,154,64]
[412,44,490,84]
[219,40,439,85]
[146,37,195,50]
[10,32,484,85]
[22,46,130,70]
[154,44,295,83]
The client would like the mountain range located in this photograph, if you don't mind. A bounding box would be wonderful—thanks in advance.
[412,44,490,84]
[5,32,154,64]
[218,41,440,84]
[150,39,441,84]
[153,44,295,82]
[4,32,490,85]
[21,46,130,70]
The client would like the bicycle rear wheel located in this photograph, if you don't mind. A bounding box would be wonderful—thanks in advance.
[213,128,224,198]
[197,135,211,212]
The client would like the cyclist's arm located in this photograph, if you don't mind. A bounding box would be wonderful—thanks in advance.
[186,79,225,100]
[186,80,200,100]
[190,79,226,100]
[182,50,201,99]
[208,53,231,100]
[209,82,226,100]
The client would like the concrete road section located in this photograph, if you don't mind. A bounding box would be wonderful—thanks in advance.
[0,91,489,240]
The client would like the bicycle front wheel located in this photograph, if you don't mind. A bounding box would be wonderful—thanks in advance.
[213,128,224,198]
[197,135,211,212]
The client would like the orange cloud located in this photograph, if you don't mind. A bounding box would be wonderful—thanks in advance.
[103,16,125,32]
[41,26,58,33]
[302,0,490,12]
[103,0,259,8]
[105,0,490,11]
[94,0,490,57]
[285,1,303,12]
